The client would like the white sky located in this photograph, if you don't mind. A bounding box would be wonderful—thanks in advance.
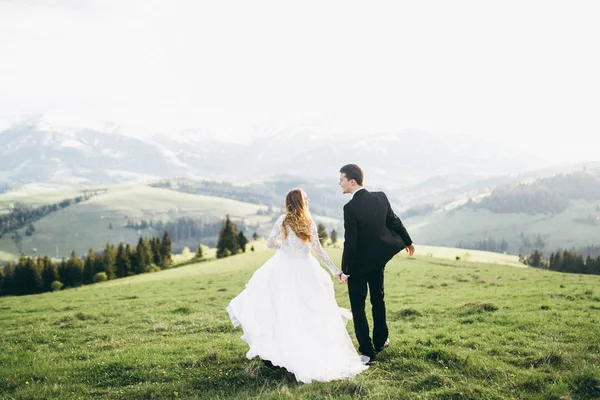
[1,0,599,162]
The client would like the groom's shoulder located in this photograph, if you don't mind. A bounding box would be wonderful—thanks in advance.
[371,191,388,200]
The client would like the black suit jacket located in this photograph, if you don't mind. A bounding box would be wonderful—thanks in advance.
[341,189,413,276]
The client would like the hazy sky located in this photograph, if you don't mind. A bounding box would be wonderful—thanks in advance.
[1,0,599,162]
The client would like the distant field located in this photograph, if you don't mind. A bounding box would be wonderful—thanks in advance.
[415,245,523,267]
[407,199,600,254]
[0,250,17,263]
[0,184,270,259]
[1,246,598,399]
[0,183,95,215]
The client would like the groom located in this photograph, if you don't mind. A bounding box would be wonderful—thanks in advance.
[338,164,415,363]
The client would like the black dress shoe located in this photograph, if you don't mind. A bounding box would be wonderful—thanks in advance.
[365,355,377,365]
[375,339,390,353]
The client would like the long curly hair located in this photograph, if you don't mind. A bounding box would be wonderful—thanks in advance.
[282,188,312,242]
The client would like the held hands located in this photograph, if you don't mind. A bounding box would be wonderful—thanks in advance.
[405,244,415,257]
[335,272,349,284]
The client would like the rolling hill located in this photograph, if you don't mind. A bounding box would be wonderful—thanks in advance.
[406,169,600,255]
[0,184,272,260]
[1,246,598,399]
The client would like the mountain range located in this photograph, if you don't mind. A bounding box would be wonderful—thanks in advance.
[0,119,551,191]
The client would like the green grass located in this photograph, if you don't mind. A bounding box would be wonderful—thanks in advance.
[1,247,599,399]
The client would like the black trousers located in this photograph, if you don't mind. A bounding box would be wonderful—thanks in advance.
[347,268,388,357]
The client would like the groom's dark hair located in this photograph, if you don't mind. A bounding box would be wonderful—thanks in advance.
[340,164,364,186]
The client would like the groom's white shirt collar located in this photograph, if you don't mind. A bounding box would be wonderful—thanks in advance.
[351,187,366,199]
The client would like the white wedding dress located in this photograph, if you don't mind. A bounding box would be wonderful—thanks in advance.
[226,215,369,383]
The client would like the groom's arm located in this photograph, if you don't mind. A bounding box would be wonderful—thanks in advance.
[384,193,413,247]
[342,203,358,275]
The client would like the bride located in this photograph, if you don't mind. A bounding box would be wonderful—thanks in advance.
[226,188,369,383]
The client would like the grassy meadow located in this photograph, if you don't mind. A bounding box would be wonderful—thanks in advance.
[1,244,599,399]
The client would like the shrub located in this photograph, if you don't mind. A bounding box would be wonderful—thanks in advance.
[149,264,161,273]
[93,272,108,283]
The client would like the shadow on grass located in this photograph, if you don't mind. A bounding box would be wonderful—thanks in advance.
[188,359,369,398]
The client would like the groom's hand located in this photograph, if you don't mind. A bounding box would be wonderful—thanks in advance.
[405,244,415,256]
[335,272,349,283]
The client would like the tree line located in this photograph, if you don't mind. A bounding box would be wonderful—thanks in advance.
[215,216,337,258]
[0,232,173,297]
[456,232,546,255]
[457,238,509,254]
[150,178,350,219]
[523,249,600,275]
[151,180,277,207]
[125,216,253,250]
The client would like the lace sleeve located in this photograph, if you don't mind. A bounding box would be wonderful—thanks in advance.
[310,218,341,276]
[266,215,285,249]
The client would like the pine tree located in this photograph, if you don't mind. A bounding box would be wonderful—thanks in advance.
[593,256,600,275]
[93,253,105,274]
[217,215,239,258]
[2,263,15,296]
[14,255,42,295]
[160,231,173,267]
[317,223,328,245]
[126,243,137,274]
[58,259,69,287]
[151,237,162,266]
[115,243,131,277]
[330,229,338,246]
[575,254,585,273]
[550,251,564,272]
[252,232,259,241]
[41,257,59,292]
[528,250,544,268]
[83,249,96,284]
[0,266,5,296]
[135,237,152,274]
[67,251,84,287]
[36,256,44,273]
[195,244,204,259]
[238,231,248,252]
[13,254,27,295]
[24,223,35,236]
[103,242,117,280]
